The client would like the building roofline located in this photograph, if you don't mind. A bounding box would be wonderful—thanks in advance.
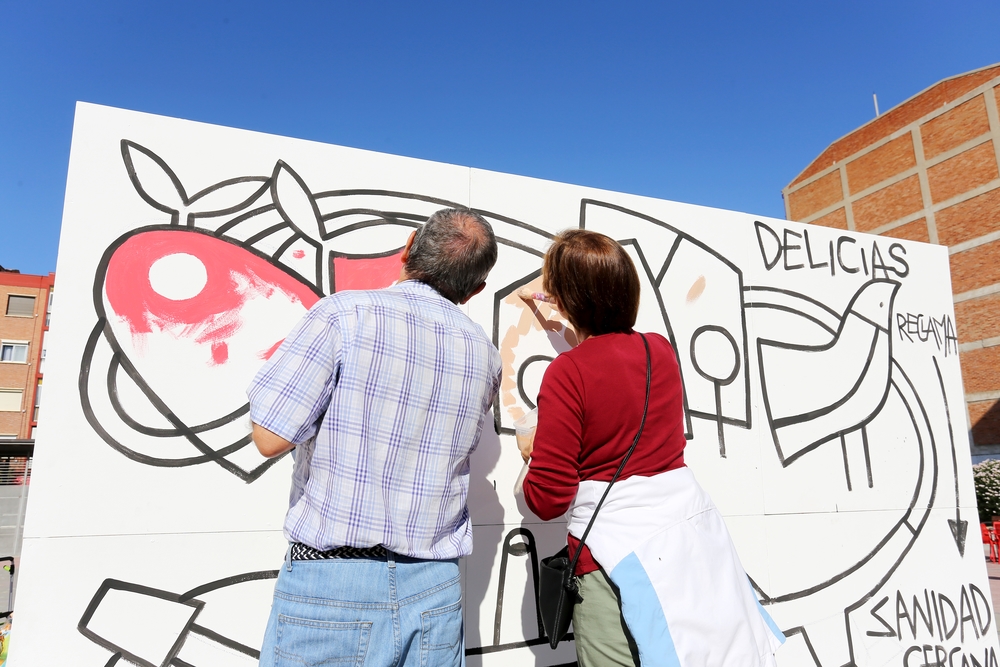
[0,272,55,290]
[787,62,1000,188]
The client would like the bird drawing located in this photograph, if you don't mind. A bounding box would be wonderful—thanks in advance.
[757,278,901,470]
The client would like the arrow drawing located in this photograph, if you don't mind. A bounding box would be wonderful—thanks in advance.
[935,356,968,556]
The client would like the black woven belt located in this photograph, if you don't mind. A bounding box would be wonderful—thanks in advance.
[290,542,387,561]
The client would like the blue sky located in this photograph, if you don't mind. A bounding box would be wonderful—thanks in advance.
[2,0,999,276]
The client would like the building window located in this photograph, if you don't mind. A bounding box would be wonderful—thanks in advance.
[5,295,35,317]
[45,291,53,327]
[39,349,46,374]
[33,380,41,422]
[0,390,22,412]
[0,342,28,363]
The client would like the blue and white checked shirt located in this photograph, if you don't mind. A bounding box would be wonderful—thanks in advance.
[248,280,501,559]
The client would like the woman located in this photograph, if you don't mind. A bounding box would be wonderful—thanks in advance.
[520,230,783,667]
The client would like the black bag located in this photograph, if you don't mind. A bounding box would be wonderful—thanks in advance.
[538,334,652,649]
[538,547,582,648]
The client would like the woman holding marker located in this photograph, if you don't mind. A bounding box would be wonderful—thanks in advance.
[520,230,784,667]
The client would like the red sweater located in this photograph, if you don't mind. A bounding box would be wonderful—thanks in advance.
[522,331,687,574]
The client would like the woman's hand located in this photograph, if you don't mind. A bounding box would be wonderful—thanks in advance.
[516,433,534,464]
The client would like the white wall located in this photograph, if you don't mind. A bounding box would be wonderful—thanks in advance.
[11,102,994,667]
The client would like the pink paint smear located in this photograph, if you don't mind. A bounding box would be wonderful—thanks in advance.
[105,230,319,364]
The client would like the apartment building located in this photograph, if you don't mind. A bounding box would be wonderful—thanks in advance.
[782,63,1000,454]
[0,268,54,441]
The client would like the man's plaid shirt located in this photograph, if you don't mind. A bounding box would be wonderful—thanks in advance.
[248,280,501,559]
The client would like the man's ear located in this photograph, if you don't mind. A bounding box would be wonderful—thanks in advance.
[398,230,417,282]
[400,230,417,264]
[459,281,487,305]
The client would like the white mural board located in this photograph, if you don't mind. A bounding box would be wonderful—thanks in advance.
[11,102,995,667]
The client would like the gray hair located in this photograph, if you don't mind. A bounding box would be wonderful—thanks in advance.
[405,208,498,303]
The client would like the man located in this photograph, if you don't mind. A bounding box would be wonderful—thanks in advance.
[248,208,501,667]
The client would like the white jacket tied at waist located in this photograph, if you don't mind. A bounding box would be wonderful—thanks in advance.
[566,466,785,667]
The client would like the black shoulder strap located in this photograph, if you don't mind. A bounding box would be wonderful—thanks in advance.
[568,333,652,574]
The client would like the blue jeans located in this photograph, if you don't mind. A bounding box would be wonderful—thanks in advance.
[258,547,464,667]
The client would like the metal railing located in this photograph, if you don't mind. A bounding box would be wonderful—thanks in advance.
[0,441,33,612]
[0,458,31,487]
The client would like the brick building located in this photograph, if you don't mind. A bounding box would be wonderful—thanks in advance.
[0,268,54,441]
[782,63,1000,454]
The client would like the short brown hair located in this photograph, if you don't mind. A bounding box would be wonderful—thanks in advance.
[542,230,640,336]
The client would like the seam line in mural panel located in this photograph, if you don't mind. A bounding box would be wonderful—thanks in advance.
[762,361,937,604]
[815,359,941,667]
[179,570,279,602]
[79,579,204,667]
[189,623,261,659]
[465,635,573,655]
[781,627,821,666]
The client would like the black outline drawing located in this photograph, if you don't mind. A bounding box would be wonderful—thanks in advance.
[122,141,270,229]
[492,528,544,647]
[71,138,982,666]
[746,284,945,666]
[581,199,753,443]
[689,324,741,456]
[466,524,575,657]
[80,225,310,481]
[757,279,900,471]
[516,355,555,411]
[79,571,277,667]
[936,356,968,555]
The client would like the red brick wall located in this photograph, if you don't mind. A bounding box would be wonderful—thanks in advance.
[920,95,991,159]
[950,239,1000,294]
[970,399,1000,445]
[785,70,1000,447]
[926,141,999,204]
[852,175,923,231]
[962,345,1000,395]
[846,135,916,193]
[790,64,1000,186]
[882,218,930,243]
[811,207,848,229]
[0,274,52,439]
[954,292,1000,343]
[936,188,1000,246]
[787,170,844,220]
